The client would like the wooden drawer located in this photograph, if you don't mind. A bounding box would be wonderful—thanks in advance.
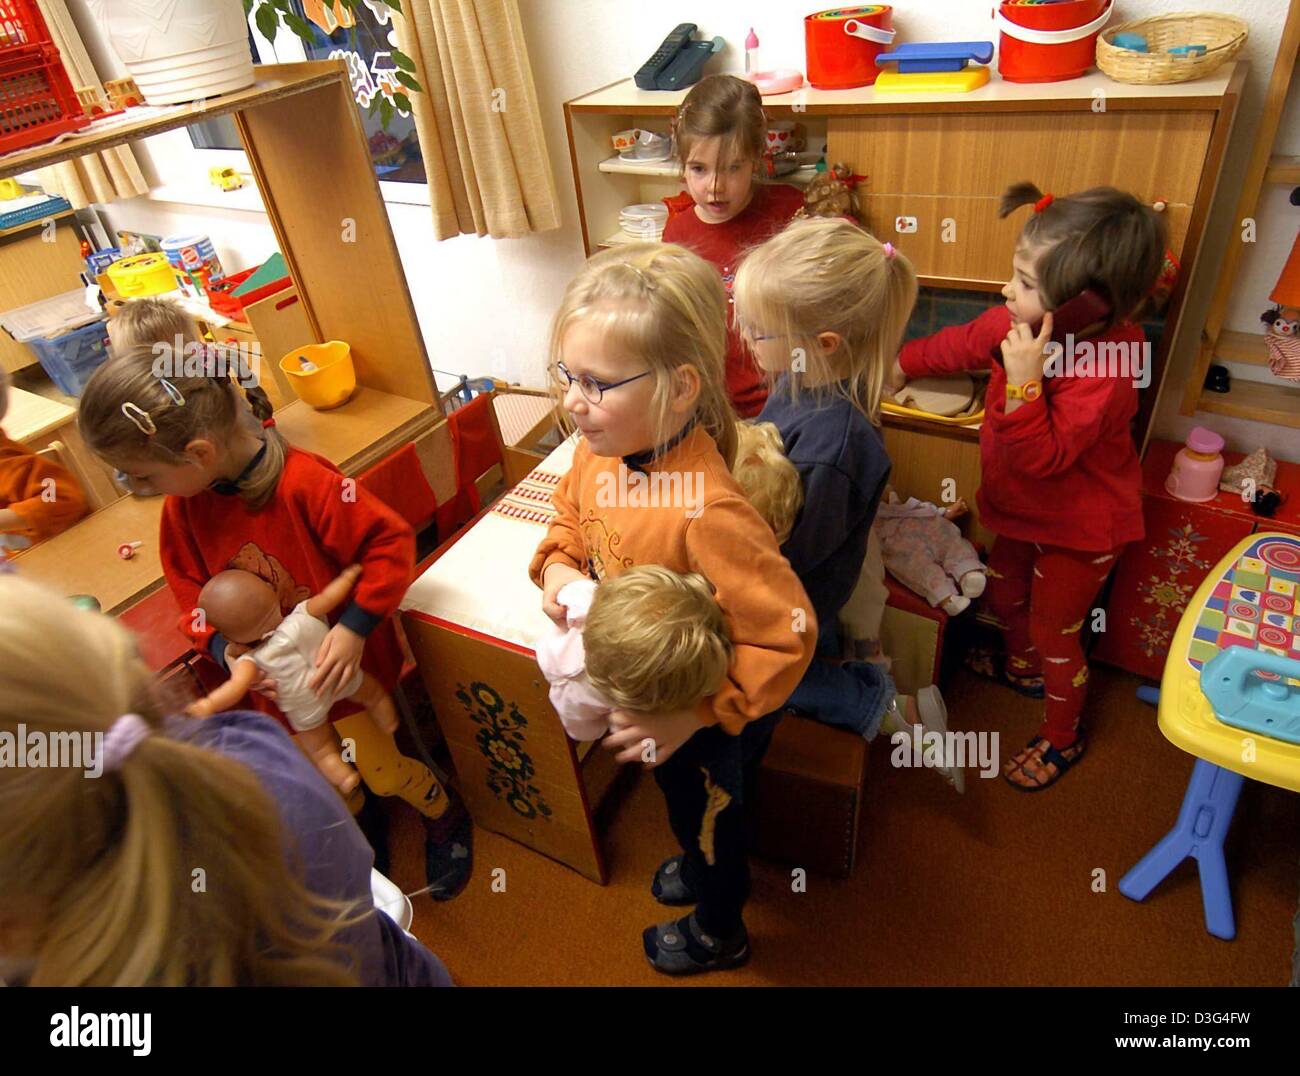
[828,110,1211,284]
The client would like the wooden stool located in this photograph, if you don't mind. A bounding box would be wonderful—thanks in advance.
[748,712,868,879]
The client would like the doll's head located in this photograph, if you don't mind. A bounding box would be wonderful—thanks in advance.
[197,570,284,645]
[0,574,358,986]
[733,217,917,424]
[674,74,766,225]
[549,242,738,466]
[732,421,802,544]
[998,182,1167,332]
[583,566,731,714]
[78,344,285,507]
[107,297,201,354]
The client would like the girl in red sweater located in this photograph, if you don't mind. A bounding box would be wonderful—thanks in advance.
[662,74,804,418]
[890,183,1167,790]
[77,346,473,897]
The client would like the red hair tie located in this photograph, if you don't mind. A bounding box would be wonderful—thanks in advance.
[262,417,276,429]
[1034,193,1055,214]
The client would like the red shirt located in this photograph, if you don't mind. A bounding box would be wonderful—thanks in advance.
[898,306,1145,552]
[663,183,804,417]
[160,447,414,725]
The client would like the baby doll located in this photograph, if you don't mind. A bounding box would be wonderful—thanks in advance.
[875,489,986,615]
[536,565,731,742]
[187,564,399,795]
[0,366,88,555]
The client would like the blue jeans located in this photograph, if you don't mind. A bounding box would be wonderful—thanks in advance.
[786,629,896,740]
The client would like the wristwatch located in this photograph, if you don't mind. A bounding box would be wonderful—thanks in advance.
[1006,379,1043,402]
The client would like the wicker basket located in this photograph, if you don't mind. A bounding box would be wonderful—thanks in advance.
[1096,12,1247,84]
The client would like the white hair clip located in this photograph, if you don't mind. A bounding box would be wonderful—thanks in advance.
[121,402,157,436]
[158,378,186,406]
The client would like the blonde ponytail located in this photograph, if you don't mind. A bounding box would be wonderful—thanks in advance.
[0,576,363,986]
[733,217,918,424]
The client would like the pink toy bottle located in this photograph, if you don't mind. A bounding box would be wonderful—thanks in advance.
[1165,426,1225,503]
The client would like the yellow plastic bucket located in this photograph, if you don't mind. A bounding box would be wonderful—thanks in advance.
[106,253,179,297]
[279,340,356,410]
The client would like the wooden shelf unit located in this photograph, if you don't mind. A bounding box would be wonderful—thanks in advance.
[564,66,1246,534]
[1182,0,1300,425]
[4,62,450,616]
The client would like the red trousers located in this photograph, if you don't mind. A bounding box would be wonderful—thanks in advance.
[982,536,1125,748]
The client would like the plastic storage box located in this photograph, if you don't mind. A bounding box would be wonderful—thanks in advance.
[0,288,110,396]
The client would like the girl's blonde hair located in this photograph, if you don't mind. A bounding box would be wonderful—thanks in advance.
[584,566,731,713]
[732,421,802,544]
[109,297,201,353]
[0,575,362,986]
[78,343,287,509]
[674,73,766,166]
[549,242,738,466]
[1000,181,1168,329]
[0,363,10,424]
[733,217,918,424]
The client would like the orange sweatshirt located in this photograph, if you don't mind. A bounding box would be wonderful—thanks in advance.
[0,432,88,548]
[529,426,816,735]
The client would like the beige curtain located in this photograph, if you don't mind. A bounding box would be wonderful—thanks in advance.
[395,0,561,239]
[33,0,148,208]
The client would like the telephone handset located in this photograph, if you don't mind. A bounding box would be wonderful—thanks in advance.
[1032,288,1112,344]
[994,288,1112,365]
[635,23,723,91]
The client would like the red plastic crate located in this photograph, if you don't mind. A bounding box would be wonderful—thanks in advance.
[0,0,88,155]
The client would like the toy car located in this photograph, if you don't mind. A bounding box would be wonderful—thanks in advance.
[209,166,245,192]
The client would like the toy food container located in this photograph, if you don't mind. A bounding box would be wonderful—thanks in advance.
[995,0,1113,84]
[805,5,895,90]
[279,340,356,410]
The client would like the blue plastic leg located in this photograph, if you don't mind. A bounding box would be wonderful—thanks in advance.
[1118,759,1246,940]
[1136,685,1161,707]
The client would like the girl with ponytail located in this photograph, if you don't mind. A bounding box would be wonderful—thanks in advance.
[732,218,962,792]
[77,347,474,899]
[889,182,1168,791]
[0,574,451,986]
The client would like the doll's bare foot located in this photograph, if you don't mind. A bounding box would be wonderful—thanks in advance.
[960,570,987,599]
[315,751,361,796]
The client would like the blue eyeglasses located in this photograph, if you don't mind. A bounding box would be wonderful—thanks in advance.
[552,361,651,404]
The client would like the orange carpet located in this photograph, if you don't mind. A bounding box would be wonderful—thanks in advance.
[387,664,1299,986]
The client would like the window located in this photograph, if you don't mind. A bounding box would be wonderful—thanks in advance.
[182,3,428,203]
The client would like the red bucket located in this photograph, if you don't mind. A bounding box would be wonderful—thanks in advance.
[805,5,895,90]
[995,0,1113,84]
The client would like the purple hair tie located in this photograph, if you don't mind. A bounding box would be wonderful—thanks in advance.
[882,242,897,260]
[103,713,151,772]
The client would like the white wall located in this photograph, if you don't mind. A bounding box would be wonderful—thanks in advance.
[70,0,1298,451]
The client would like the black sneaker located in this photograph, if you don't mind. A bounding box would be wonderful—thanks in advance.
[642,912,750,976]
[422,785,473,901]
[650,855,698,906]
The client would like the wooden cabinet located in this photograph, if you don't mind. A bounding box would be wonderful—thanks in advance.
[0,213,87,374]
[564,65,1246,470]
[1095,440,1300,679]
[0,62,446,616]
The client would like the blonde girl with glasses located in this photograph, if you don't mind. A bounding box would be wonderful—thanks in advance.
[530,241,815,975]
